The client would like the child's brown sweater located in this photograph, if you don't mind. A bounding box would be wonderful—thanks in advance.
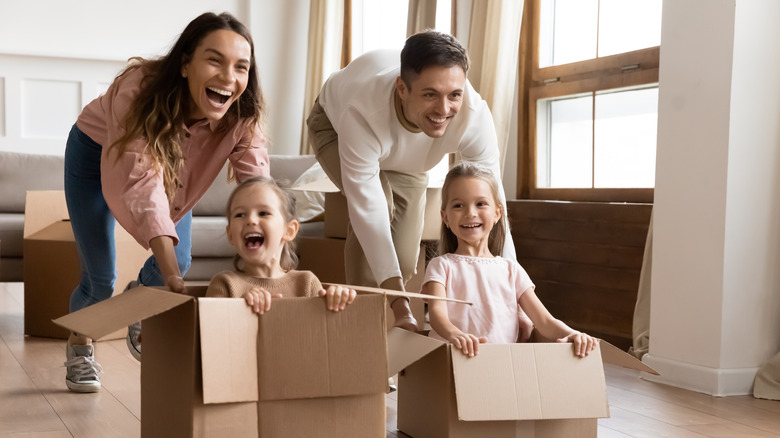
[205,270,323,299]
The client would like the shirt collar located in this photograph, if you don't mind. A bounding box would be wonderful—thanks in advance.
[394,87,422,134]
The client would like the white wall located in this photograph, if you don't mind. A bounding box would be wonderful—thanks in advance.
[0,0,308,156]
[249,0,310,155]
[646,0,780,396]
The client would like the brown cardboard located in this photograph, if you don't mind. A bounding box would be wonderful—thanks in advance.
[324,192,349,238]
[53,284,441,438]
[23,190,151,339]
[293,177,443,240]
[394,329,658,438]
[296,236,430,331]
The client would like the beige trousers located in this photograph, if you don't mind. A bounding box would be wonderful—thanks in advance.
[306,100,428,289]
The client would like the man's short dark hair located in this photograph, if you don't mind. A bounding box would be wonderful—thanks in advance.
[400,30,469,89]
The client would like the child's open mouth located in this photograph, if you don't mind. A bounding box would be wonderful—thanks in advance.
[244,233,264,249]
[206,87,232,105]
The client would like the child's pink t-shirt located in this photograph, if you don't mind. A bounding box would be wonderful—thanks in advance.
[424,253,535,344]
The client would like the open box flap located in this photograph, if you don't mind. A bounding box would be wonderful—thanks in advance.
[52,286,192,340]
[292,177,340,193]
[293,176,443,192]
[24,190,68,238]
[451,343,609,421]
[387,328,446,377]
[599,340,659,375]
[198,298,260,404]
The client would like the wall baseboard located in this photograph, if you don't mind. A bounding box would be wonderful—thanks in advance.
[642,354,758,396]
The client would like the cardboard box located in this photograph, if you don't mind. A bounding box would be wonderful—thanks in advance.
[293,178,442,240]
[296,235,426,331]
[53,285,467,437]
[23,191,151,339]
[389,329,659,438]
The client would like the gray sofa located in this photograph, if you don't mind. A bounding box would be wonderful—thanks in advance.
[0,151,318,282]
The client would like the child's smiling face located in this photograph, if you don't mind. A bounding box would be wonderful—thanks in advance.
[226,183,297,277]
[441,176,501,256]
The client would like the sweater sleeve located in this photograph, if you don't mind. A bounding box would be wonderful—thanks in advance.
[337,106,401,285]
[205,271,234,298]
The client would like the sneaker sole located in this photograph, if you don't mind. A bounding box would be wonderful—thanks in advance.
[66,379,101,393]
[126,334,142,362]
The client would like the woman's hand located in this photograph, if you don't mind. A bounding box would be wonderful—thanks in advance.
[556,332,598,358]
[447,331,487,357]
[166,275,188,295]
[243,287,282,314]
[319,285,356,312]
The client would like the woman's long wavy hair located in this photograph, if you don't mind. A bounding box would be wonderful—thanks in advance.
[110,12,266,200]
[226,176,299,273]
[439,162,507,257]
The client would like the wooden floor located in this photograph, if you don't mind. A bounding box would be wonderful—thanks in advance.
[1,282,779,437]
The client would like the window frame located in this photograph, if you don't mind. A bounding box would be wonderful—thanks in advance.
[517,0,660,203]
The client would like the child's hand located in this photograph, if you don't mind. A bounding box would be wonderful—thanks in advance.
[244,287,283,314]
[556,332,598,358]
[448,332,487,357]
[318,285,356,312]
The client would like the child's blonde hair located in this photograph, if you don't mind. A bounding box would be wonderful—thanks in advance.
[439,162,507,256]
[226,176,299,272]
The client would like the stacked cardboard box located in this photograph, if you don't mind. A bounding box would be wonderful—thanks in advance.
[23,191,150,339]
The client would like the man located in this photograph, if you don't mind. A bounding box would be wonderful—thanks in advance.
[307,30,523,332]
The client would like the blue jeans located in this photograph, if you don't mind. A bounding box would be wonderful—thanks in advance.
[64,124,191,313]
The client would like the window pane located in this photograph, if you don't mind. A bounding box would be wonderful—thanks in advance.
[538,95,593,188]
[539,0,598,68]
[598,0,663,57]
[435,0,451,35]
[354,0,409,57]
[594,87,658,188]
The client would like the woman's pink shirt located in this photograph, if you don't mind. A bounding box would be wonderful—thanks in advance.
[76,67,269,249]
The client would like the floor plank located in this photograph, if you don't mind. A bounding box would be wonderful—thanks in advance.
[2,282,779,438]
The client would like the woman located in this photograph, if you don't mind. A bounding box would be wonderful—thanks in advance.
[62,12,269,393]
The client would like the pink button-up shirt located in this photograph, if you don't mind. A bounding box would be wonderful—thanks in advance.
[77,67,270,249]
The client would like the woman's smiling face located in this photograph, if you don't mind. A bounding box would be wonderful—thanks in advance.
[181,29,251,123]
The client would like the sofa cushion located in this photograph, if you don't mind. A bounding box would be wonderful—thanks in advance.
[0,152,64,213]
[192,154,317,217]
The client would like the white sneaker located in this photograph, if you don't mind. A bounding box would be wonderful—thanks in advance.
[65,344,102,393]
[123,281,142,362]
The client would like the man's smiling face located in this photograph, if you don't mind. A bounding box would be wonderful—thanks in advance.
[396,64,466,138]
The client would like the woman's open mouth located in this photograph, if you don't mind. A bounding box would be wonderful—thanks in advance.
[206,87,232,105]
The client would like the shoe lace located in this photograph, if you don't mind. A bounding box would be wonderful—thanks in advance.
[64,355,104,380]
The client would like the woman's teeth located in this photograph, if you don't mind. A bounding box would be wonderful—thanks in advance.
[207,87,233,96]
[428,116,446,123]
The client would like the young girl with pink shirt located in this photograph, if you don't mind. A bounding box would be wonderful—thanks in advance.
[422,162,598,358]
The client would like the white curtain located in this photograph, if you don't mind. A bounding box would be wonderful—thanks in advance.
[300,0,345,155]
[461,0,524,172]
[407,0,437,36]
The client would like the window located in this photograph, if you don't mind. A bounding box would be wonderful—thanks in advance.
[519,0,662,202]
[349,0,452,59]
